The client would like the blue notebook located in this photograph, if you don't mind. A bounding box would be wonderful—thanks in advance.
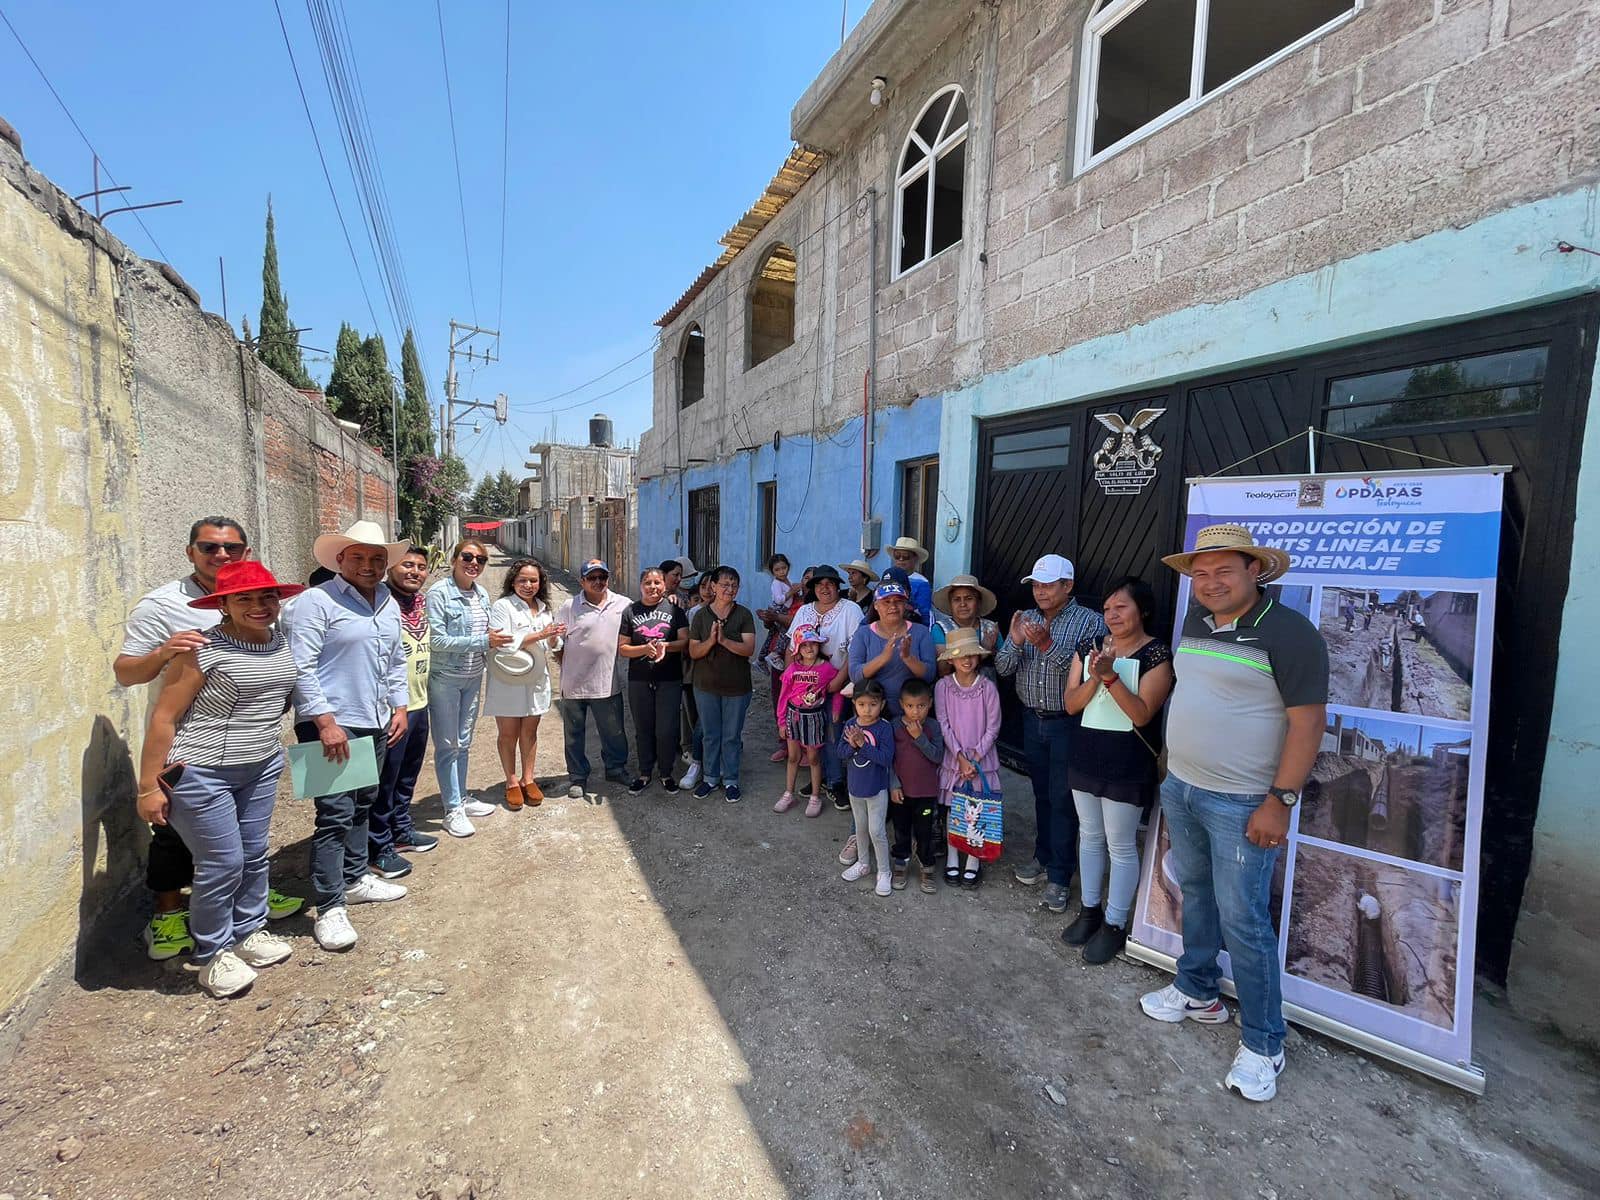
[287,735,380,799]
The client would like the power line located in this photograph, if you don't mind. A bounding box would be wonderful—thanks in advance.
[0,5,174,265]
[505,340,661,412]
[434,0,478,322]
[495,0,511,338]
[270,0,384,337]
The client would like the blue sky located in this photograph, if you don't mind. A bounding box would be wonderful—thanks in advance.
[1,1,866,484]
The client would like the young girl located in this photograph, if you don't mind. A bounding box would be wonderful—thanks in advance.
[759,554,804,760]
[838,679,897,898]
[933,627,1002,888]
[774,626,839,817]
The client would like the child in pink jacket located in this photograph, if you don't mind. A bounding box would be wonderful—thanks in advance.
[774,626,840,818]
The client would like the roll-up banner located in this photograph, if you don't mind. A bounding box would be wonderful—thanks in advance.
[1127,468,1506,1094]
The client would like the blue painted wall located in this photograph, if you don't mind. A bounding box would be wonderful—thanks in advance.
[638,397,943,608]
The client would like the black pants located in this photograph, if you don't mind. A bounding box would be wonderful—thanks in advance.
[147,820,194,894]
[296,722,383,909]
[890,795,939,865]
[628,679,683,781]
[371,705,429,857]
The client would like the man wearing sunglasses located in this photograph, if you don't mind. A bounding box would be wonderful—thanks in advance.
[115,517,305,961]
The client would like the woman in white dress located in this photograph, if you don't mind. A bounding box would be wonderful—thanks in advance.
[484,558,565,809]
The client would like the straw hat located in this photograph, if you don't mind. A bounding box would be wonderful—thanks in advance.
[839,559,878,583]
[187,560,304,608]
[312,520,412,573]
[932,573,997,618]
[1162,523,1291,583]
[937,626,994,662]
[887,536,929,565]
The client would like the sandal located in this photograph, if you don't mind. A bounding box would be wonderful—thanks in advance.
[944,866,963,885]
[505,782,525,811]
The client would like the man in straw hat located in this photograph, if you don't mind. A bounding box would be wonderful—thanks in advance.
[886,536,934,622]
[283,520,414,952]
[994,553,1106,909]
[1141,523,1327,1104]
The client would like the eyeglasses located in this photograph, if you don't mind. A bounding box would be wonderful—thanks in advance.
[194,541,247,557]
[458,553,488,565]
[584,573,609,581]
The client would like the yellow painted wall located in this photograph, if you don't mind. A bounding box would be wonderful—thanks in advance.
[0,177,146,1016]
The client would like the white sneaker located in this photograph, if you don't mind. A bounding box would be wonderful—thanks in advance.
[234,928,293,967]
[1139,983,1232,1025]
[443,808,476,838]
[314,905,357,951]
[875,872,893,897]
[838,834,859,866]
[462,799,496,818]
[841,861,871,882]
[678,761,701,789]
[346,873,407,904]
[1224,1043,1285,1102]
[198,950,257,998]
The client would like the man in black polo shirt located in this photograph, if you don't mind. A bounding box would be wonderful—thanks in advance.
[1140,524,1327,1104]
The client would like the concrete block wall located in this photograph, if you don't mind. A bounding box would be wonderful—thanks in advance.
[0,124,395,1027]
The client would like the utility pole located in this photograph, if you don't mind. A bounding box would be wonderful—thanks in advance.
[444,318,505,456]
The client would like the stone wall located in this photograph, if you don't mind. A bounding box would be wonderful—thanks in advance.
[0,123,395,1030]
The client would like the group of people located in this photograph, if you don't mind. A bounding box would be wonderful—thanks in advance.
[121,514,1327,1104]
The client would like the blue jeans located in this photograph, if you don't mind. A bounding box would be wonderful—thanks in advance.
[371,705,429,857]
[429,672,482,811]
[1161,775,1286,1057]
[164,755,283,962]
[560,694,628,783]
[693,688,753,786]
[1022,710,1076,884]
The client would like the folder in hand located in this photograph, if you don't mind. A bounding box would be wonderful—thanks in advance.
[287,734,380,799]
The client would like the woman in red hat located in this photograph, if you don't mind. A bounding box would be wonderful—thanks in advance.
[136,561,310,1000]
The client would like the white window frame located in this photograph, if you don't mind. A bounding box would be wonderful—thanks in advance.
[1074,0,1362,176]
[892,84,969,280]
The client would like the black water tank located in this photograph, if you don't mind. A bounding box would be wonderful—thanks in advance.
[589,413,613,447]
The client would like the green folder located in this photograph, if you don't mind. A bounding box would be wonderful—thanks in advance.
[287,734,380,799]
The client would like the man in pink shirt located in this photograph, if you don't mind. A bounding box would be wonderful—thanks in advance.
[553,559,632,796]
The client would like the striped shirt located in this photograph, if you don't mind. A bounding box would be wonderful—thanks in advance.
[457,588,490,676]
[993,601,1107,713]
[169,629,299,767]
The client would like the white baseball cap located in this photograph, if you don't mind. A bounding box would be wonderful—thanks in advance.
[1022,554,1075,584]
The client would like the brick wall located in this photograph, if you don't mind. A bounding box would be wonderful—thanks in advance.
[642,0,1599,477]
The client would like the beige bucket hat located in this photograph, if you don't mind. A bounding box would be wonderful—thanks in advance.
[1161,523,1291,583]
[887,536,929,565]
[312,520,412,573]
[839,558,879,583]
[932,573,998,618]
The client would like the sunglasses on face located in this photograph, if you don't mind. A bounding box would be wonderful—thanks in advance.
[194,541,248,557]
[459,553,488,565]
[584,573,609,582]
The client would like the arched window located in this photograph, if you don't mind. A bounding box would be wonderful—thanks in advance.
[680,324,705,408]
[895,85,968,277]
[747,243,796,368]
[1078,0,1358,171]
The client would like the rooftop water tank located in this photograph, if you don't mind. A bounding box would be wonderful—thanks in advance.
[589,413,613,448]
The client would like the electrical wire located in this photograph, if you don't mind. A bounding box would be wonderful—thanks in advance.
[0,5,174,265]
[434,0,478,322]
[505,340,661,412]
[495,0,511,340]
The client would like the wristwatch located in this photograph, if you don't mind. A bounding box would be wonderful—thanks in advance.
[1268,786,1300,808]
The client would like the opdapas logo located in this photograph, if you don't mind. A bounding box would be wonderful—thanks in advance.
[1334,477,1423,500]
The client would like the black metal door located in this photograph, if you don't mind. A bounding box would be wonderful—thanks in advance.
[973,417,1076,755]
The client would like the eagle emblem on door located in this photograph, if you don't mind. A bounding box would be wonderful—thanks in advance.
[1092,408,1165,495]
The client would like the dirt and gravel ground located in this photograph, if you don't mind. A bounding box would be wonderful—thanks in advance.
[2,561,1597,1199]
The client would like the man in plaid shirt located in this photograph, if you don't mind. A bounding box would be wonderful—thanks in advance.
[994,554,1107,913]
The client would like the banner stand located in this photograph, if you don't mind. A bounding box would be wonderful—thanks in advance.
[1122,943,1487,1096]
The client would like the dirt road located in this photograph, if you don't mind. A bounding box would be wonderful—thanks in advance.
[2,564,1597,1199]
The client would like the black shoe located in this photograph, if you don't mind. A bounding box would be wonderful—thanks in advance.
[1061,904,1104,946]
[661,776,680,794]
[395,832,438,855]
[830,786,849,811]
[1082,919,1128,964]
[371,848,413,879]
[627,776,649,795]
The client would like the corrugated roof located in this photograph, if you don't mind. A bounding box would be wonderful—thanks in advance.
[655,145,827,328]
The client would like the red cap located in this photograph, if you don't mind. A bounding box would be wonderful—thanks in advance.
[188,560,306,609]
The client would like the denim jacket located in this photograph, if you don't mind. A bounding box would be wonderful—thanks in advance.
[425,578,493,675]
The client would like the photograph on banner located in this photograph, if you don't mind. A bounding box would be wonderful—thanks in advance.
[1266,583,1316,622]
[1301,712,1470,871]
[1317,586,1477,720]
[1139,813,1288,943]
[1284,842,1461,1033]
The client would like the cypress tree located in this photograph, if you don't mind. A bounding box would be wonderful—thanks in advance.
[325,323,363,422]
[398,328,434,464]
[258,198,315,390]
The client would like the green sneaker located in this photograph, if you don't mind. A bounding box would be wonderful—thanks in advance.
[266,888,304,920]
[144,910,194,961]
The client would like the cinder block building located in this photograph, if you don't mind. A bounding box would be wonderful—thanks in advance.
[635,0,1600,1043]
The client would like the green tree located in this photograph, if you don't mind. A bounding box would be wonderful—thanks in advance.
[410,453,470,542]
[325,324,398,455]
[397,328,434,464]
[467,468,520,517]
[258,198,315,390]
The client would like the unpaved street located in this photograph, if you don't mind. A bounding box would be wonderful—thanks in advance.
[2,563,1597,1199]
